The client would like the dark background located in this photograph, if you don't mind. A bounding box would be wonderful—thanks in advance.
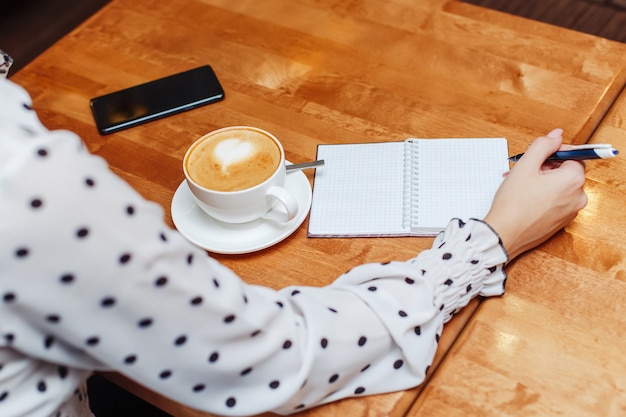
[463,0,626,43]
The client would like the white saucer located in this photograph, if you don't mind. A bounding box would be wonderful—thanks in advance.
[171,171,312,254]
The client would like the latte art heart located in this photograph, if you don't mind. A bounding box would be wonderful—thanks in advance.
[214,138,255,173]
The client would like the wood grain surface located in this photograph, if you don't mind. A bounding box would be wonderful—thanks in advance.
[9,0,626,416]
[408,88,626,416]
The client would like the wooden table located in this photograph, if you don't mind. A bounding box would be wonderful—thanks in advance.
[409,87,626,417]
[9,0,626,416]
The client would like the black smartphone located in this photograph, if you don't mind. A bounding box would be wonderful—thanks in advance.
[90,65,225,135]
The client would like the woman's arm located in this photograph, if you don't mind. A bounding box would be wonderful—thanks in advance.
[0,78,586,416]
[0,125,507,416]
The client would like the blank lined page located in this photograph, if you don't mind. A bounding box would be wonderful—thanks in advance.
[308,142,407,236]
[411,138,509,229]
[307,138,509,237]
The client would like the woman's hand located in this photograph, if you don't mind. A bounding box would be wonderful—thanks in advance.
[484,129,588,260]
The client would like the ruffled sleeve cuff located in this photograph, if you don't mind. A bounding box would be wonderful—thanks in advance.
[423,218,509,323]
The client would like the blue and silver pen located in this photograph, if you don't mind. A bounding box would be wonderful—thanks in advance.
[508,144,619,162]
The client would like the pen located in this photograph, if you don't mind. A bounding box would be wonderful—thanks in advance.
[508,144,619,162]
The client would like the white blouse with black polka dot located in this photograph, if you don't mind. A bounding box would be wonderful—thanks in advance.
[0,78,508,417]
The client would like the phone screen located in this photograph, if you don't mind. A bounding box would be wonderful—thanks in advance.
[90,65,225,135]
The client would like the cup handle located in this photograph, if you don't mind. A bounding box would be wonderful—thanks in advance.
[263,186,299,223]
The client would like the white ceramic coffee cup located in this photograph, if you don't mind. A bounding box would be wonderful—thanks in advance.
[183,126,299,224]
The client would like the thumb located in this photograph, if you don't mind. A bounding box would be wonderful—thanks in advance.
[515,129,563,169]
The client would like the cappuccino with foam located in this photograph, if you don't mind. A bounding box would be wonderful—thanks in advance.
[183,126,298,224]
[185,128,281,192]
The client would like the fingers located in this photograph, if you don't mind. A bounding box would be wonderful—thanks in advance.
[558,160,588,210]
[559,159,586,178]
[515,128,586,172]
[546,128,563,139]
[515,129,564,170]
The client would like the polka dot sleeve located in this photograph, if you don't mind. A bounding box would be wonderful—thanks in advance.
[0,78,507,417]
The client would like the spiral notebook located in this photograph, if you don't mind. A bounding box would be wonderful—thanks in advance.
[308,138,509,237]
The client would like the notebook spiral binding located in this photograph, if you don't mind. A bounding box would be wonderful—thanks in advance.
[402,139,420,230]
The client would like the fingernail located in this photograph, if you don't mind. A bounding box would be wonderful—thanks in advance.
[546,128,563,139]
